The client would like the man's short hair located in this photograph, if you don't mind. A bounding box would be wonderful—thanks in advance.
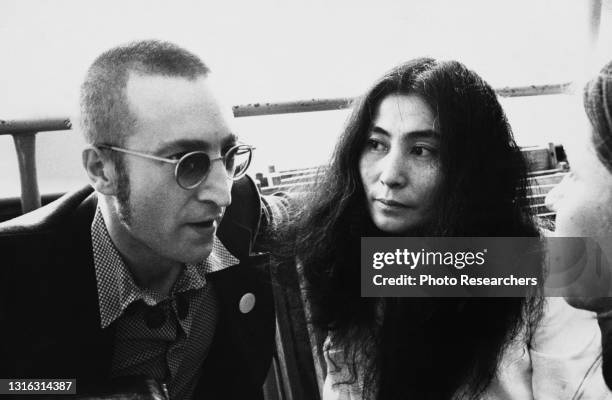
[80,39,210,146]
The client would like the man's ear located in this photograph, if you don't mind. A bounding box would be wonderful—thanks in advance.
[82,147,117,195]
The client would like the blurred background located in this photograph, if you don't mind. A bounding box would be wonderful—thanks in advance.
[2,0,612,196]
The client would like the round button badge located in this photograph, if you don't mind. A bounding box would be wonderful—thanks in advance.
[239,293,256,314]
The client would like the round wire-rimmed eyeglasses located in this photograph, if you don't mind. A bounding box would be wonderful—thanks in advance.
[96,144,254,190]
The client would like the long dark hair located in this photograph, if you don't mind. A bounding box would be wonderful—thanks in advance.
[293,58,543,399]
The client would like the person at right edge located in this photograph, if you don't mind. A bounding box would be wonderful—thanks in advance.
[546,59,612,393]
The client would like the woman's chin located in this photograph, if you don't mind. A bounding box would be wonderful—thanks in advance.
[372,215,423,236]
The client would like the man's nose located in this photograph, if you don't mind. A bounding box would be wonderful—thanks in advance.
[195,159,232,208]
[378,150,408,188]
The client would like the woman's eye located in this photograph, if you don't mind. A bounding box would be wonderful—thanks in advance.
[366,139,388,152]
[411,145,435,157]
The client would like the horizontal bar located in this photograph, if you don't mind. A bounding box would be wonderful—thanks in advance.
[495,82,573,98]
[233,97,353,117]
[527,168,569,177]
[0,82,575,135]
[0,118,72,136]
[233,82,573,117]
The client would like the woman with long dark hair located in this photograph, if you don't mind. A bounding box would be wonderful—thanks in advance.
[293,58,606,399]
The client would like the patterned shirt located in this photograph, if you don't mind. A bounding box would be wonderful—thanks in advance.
[91,207,238,399]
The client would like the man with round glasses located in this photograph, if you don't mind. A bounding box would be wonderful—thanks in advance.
[94,143,254,190]
[0,40,285,399]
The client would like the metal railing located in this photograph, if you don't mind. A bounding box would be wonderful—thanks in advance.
[0,118,72,212]
[1,82,573,213]
[231,83,573,117]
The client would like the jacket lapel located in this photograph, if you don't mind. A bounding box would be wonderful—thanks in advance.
[193,252,274,397]
[67,191,116,381]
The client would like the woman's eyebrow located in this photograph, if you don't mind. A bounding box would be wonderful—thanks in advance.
[370,126,390,136]
[406,129,440,140]
[370,126,439,139]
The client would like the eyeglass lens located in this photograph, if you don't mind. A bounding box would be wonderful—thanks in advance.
[176,146,252,188]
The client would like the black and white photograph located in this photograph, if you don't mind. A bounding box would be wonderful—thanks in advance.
[2,1,612,399]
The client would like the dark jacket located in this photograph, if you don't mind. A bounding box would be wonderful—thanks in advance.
[0,176,275,399]
[598,316,612,391]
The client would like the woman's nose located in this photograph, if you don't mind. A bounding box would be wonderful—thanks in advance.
[378,150,408,188]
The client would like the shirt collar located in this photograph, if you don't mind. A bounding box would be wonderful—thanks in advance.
[91,207,239,329]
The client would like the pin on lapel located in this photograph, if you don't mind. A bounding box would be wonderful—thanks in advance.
[239,293,256,314]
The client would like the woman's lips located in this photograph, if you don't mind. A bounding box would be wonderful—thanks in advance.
[375,198,410,208]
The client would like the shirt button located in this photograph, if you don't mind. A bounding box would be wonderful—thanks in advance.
[239,293,256,314]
